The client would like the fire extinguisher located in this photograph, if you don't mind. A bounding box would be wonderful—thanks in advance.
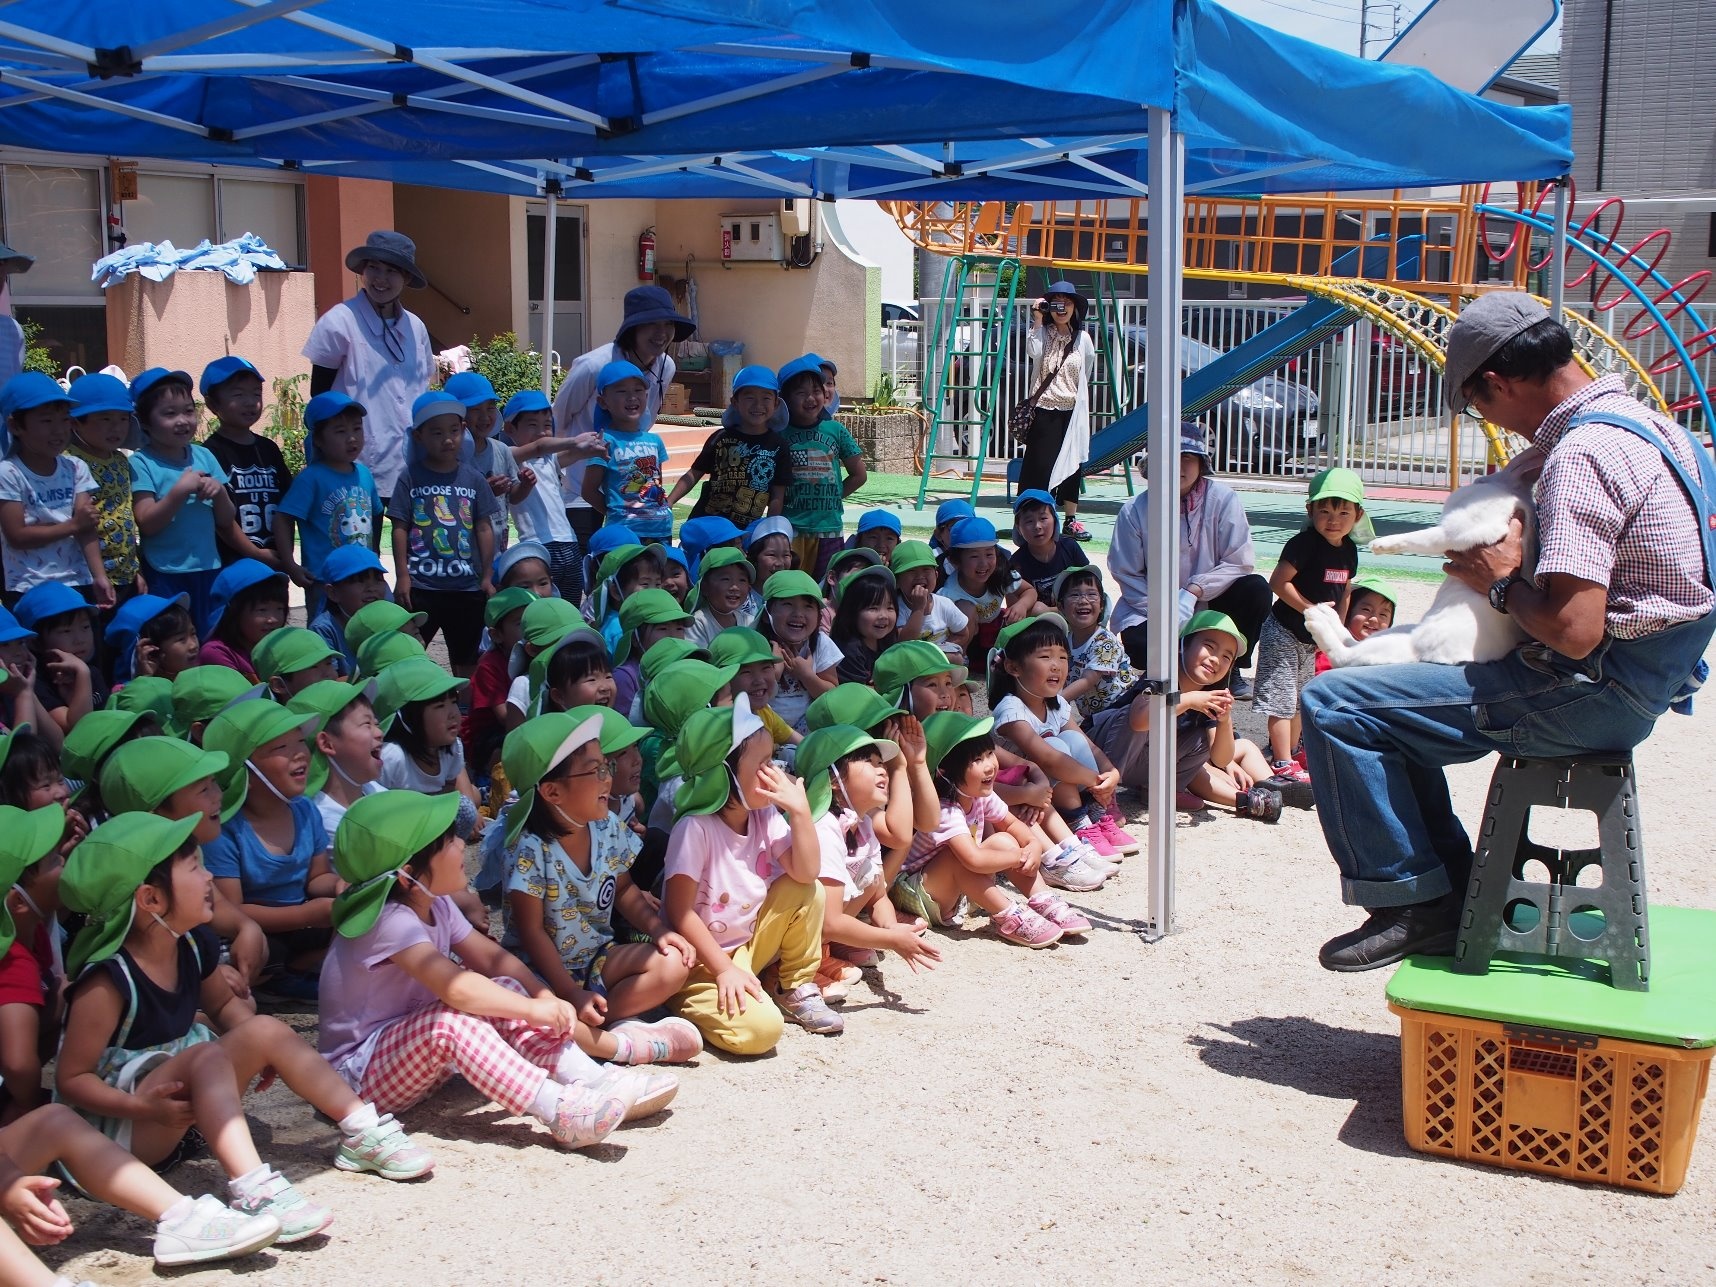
[637,227,656,281]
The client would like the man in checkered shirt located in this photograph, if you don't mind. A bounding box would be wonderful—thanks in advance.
[1300,293,1716,973]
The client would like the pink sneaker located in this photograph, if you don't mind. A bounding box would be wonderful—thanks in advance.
[1028,892,1092,936]
[1175,790,1209,813]
[832,944,882,968]
[1075,823,1118,857]
[548,1083,628,1149]
[991,902,1063,948]
[1293,747,1310,772]
[1098,812,1140,855]
[610,1016,704,1065]
[1270,759,1312,785]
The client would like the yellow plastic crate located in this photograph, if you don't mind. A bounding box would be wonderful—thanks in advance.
[1391,1004,1713,1194]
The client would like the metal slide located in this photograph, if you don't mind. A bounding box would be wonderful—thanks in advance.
[1083,238,1424,474]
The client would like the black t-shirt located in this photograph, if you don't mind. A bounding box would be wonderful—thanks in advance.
[1270,529,1358,643]
[688,426,794,527]
[34,667,108,716]
[81,924,221,1050]
[1009,536,1090,604]
[204,434,293,562]
[836,637,884,686]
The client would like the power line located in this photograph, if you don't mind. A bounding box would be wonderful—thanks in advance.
[1250,0,1362,26]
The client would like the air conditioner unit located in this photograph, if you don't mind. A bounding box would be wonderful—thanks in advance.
[719,213,781,262]
[780,199,813,239]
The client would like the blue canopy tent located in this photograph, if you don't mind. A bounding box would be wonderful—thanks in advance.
[0,0,1572,937]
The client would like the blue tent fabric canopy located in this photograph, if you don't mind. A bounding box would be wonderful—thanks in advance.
[0,0,1569,199]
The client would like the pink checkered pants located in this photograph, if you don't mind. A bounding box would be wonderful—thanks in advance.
[356,977,569,1115]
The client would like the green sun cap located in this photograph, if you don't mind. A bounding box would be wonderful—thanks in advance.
[688,546,755,608]
[63,709,155,790]
[1347,572,1399,610]
[498,710,605,845]
[805,683,906,735]
[345,600,428,655]
[671,693,768,818]
[707,626,776,670]
[202,701,320,817]
[836,564,896,605]
[992,611,1070,657]
[99,737,230,820]
[171,666,268,732]
[793,724,899,821]
[374,656,466,728]
[889,540,939,577]
[525,627,608,718]
[252,626,337,683]
[105,677,178,733]
[1307,466,1366,506]
[520,595,587,649]
[921,711,995,774]
[331,790,462,938]
[565,704,651,756]
[1180,609,1248,653]
[355,629,427,682]
[594,542,655,589]
[872,639,967,706]
[0,804,67,955]
[639,636,710,685]
[61,812,201,976]
[761,569,823,602]
[640,660,739,741]
[484,587,537,630]
[615,588,692,665]
[287,678,379,796]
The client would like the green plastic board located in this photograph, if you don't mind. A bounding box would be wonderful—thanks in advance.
[1386,904,1716,1048]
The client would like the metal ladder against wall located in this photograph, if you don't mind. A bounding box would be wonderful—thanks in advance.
[915,254,1023,508]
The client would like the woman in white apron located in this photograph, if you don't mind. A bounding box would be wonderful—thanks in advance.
[1019,281,1097,541]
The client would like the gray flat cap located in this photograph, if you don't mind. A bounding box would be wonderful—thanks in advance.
[1444,292,1551,415]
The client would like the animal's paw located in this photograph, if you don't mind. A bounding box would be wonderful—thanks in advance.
[1303,602,1345,652]
[1367,534,1404,555]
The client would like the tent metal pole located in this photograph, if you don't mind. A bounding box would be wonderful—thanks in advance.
[1143,105,1184,941]
[1548,176,1569,322]
[541,189,558,396]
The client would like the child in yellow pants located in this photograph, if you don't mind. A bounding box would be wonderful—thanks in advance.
[662,694,842,1054]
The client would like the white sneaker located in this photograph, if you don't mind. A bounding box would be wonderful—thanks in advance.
[1069,841,1121,877]
[154,1195,281,1267]
[1042,846,1108,892]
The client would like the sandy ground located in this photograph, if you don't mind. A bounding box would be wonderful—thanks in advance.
[47,574,1716,1287]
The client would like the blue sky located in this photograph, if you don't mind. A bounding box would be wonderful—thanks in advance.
[1220,0,1561,58]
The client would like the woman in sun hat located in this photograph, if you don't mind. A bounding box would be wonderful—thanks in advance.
[553,284,695,553]
[1020,281,1099,540]
[303,230,435,504]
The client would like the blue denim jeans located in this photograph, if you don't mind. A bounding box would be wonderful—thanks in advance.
[1046,730,1100,777]
[1301,614,1714,908]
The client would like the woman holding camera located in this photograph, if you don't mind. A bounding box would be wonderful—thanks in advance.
[1018,281,1098,540]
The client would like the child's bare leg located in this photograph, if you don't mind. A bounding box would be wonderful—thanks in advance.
[1036,809,1074,845]
[220,1014,363,1122]
[918,853,1010,918]
[0,1004,42,1124]
[598,942,691,1023]
[999,857,1051,900]
[1267,714,1294,763]
[958,834,1026,876]
[451,887,490,934]
[1232,737,1273,782]
[0,1104,180,1221]
[1290,713,1302,755]
[1190,762,1240,809]
[1050,781,1083,813]
[131,1042,263,1179]
[0,1219,57,1287]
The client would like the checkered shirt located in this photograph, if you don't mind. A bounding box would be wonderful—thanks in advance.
[1531,375,1714,640]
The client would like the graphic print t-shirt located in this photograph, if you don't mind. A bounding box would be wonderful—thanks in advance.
[278,462,382,581]
[1270,529,1358,644]
[205,434,292,563]
[388,462,503,591]
[688,426,793,527]
[0,454,97,590]
[781,420,861,536]
[600,429,672,540]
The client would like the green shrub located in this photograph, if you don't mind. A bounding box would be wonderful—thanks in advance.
[261,373,309,474]
[463,332,563,405]
[20,320,57,378]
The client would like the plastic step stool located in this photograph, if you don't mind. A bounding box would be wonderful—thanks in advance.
[1454,753,1649,991]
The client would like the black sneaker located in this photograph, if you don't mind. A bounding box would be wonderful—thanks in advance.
[1229,673,1254,701]
[1237,787,1282,823]
[1258,774,1315,810]
[1318,898,1460,972]
[1063,518,1093,542]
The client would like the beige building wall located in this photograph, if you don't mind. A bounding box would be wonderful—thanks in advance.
[651,199,874,393]
[304,177,394,318]
[394,185,514,351]
[584,198,660,352]
[105,270,315,407]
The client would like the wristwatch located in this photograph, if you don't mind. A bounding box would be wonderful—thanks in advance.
[1488,572,1521,614]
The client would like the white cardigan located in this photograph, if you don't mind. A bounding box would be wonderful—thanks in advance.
[1024,323,1097,491]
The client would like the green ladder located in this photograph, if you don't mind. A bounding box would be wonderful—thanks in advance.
[914,254,1022,509]
[1083,271,1135,496]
